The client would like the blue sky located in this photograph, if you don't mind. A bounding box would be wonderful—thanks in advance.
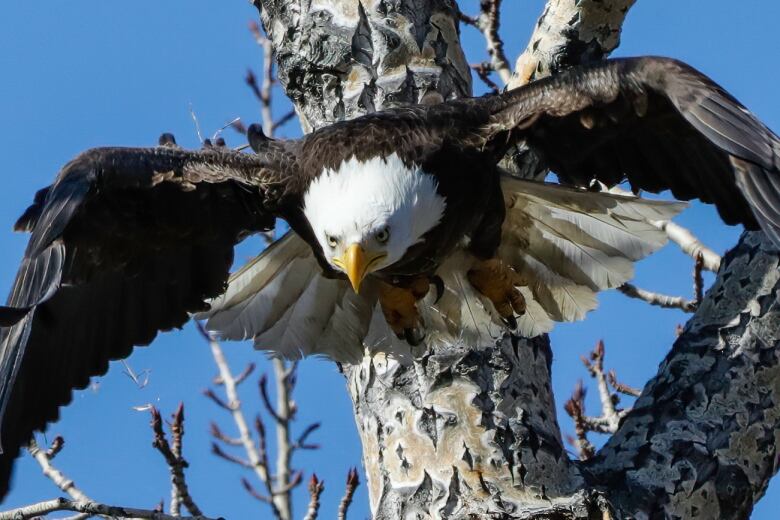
[0,1,778,518]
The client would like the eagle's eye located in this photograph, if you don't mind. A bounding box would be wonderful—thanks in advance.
[375,227,390,244]
[326,234,339,248]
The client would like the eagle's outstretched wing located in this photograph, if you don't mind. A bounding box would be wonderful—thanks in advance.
[476,56,780,242]
[0,136,300,498]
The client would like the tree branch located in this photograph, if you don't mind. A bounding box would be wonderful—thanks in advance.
[303,474,325,520]
[0,498,219,520]
[509,0,637,88]
[589,232,780,518]
[652,220,722,272]
[460,0,512,85]
[337,468,359,520]
[617,283,697,312]
[149,405,203,517]
[27,438,90,503]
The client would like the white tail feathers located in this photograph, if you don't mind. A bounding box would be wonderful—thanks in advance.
[201,180,685,361]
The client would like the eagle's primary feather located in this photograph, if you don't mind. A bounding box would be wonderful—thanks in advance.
[0,56,779,499]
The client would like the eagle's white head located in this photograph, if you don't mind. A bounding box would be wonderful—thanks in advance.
[303,153,446,292]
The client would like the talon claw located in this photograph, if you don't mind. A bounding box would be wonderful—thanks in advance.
[404,328,425,346]
[430,275,445,304]
[504,315,518,330]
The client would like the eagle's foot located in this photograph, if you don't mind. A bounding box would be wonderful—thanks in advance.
[378,278,429,345]
[467,259,526,328]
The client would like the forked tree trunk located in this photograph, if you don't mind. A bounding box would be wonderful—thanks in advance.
[255,1,780,517]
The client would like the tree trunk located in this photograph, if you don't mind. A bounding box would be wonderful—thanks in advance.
[255,0,780,517]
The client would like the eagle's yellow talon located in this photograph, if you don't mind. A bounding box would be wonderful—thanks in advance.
[378,279,429,343]
[468,259,526,325]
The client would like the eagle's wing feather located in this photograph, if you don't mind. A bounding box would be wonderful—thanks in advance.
[0,144,299,498]
[497,178,685,329]
[479,56,779,241]
[202,232,375,363]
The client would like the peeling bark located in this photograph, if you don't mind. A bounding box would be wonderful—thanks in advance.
[508,0,636,88]
[587,232,780,519]
[255,1,779,518]
[256,0,471,132]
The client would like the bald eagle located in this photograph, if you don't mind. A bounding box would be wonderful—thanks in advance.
[0,57,778,498]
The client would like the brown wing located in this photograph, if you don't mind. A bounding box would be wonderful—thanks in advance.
[478,56,780,241]
[0,139,301,498]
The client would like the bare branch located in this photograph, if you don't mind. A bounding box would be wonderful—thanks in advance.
[617,283,697,312]
[258,373,284,424]
[293,422,321,451]
[272,110,296,133]
[337,468,360,520]
[28,439,90,502]
[303,474,325,520]
[509,0,637,88]
[242,477,272,504]
[607,370,641,398]
[566,340,640,460]
[460,0,512,84]
[271,358,296,517]
[45,435,65,460]
[469,62,500,94]
[581,341,624,432]
[0,498,219,520]
[150,405,203,517]
[210,421,243,447]
[203,388,234,411]
[651,220,722,272]
[197,323,283,519]
[563,381,596,461]
[211,442,253,469]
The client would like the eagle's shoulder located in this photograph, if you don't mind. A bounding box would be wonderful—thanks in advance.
[298,101,492,177]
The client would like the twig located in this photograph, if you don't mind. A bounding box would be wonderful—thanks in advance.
[565,341,640,459]
[272,358,298,517]
[581,341,621,432]
[45,436,65,460]
[293,422,321,450]
[337,468,360,520]
[459,0,512,84]
[258,373,284,424]
[303,474,325,520]
[197,324,283,520]
[651,220,721,272]
[210,421,243,447]
[150,405,203,516]
[0,498,219,520]
[272,111,296,133]
[617,283,697,312]
[28,438,90,502]
[563,382,596,460]
[607,370,641,398]
[470,62,500,94]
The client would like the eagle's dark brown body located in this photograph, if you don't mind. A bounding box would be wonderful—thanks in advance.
[0,57,778,499]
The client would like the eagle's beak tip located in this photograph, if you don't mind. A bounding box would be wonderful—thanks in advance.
[345,243,366,294]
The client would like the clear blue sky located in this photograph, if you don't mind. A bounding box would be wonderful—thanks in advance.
[0,1,778,518]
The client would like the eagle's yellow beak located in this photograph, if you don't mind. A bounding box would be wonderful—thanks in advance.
[337,243,386,293]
